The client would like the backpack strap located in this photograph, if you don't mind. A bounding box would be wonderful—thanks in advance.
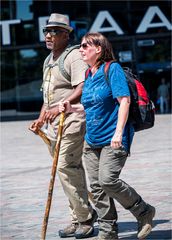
[41,45,80,91]
[40,53,53,91]
[84,60,116,81]
[58,44,80,81]
[85,68,91,79]
[104,60,116,82]
[43,53,52,72]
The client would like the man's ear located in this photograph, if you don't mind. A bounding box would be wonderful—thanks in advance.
[63,31,70,40]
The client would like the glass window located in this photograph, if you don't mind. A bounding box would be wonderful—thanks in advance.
[10,21,36,46]
[16,0,33,20]
[137,36,171,72]
[1,47,48,112]
[137,37,171,63]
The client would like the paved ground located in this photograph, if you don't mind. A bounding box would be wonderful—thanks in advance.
[1,114,172,240]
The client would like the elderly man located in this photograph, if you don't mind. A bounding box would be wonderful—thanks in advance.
[30,13,97,239]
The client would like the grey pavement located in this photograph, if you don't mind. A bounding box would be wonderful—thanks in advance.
[0,114,172,240]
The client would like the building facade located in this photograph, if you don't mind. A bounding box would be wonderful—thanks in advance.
[1,0,171,120]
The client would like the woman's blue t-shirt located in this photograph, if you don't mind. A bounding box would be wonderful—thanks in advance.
[81,62,134,152]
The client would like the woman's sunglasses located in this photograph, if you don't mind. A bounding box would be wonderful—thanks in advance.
[80,43,89,49]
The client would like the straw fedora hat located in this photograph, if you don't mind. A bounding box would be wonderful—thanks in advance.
[45,13,73,32]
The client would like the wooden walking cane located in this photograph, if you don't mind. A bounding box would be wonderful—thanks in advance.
[36,128,51,147]
[40,112,65,240]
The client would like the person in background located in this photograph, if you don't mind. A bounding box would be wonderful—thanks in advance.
[29,14,97,239]
[59,32,156,240]
[157,78,169,114]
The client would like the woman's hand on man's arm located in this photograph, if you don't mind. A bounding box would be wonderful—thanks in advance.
[59,101,84,113]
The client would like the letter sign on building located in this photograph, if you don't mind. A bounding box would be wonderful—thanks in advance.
[89,10,124,34]
[38,16,49,42]
[136,6,172,33]
[0,6,171,45]
[0,19,21,45]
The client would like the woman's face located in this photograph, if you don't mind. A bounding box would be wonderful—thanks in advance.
[79,38,101,67]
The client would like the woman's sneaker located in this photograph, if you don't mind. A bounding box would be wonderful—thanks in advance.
[137,204,156,239]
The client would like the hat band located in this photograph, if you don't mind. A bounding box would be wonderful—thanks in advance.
[47,21,68,27]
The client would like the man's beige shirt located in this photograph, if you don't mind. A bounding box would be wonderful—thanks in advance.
[42,47,88,140]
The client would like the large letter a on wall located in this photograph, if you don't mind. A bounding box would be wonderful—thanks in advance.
[89,11,124,34]
[136,6,172,33]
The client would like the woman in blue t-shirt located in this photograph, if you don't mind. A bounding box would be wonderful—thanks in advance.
[59,33,155,240]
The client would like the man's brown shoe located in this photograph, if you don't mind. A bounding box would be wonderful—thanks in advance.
[74,224,94,239]
[137,204,156,239]
[74,209,98,239]
[59,223,79,238]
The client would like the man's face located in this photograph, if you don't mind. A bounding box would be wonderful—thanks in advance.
[43,27,69,50]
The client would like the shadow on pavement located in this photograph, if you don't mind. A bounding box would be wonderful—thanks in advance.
[91,219,171,239]
[119,229,171,239]
[119,219,169,230]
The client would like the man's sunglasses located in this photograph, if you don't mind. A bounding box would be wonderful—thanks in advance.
[80,43,89,49]
[43,28,65,36]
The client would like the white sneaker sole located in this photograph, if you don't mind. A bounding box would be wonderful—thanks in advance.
[137,224,152,239]
[137,207,155,239]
